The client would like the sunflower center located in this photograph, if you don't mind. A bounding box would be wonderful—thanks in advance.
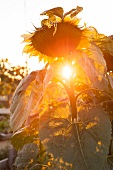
[32,22,82,58]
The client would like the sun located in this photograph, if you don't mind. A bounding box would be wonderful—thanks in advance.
[62,65,72,79]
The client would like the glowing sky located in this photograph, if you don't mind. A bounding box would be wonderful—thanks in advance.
[0,0,113,69]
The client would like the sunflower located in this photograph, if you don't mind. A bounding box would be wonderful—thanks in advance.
[22,6,83,62]
[22,6,113,65]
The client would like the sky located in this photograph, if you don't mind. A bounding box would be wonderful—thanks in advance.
[0,0,113,70]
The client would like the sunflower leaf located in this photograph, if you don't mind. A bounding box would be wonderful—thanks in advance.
[39,105,111,170]
[14,143,38,169]
[43,61,65,88]
[38,80,70,120]
[11,118,39,150]
[76,44,108,89]
[96,35,113,56]
[10,69,46,132]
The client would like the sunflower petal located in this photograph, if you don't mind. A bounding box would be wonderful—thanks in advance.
[21,34,34,43]
[23,44,34,53]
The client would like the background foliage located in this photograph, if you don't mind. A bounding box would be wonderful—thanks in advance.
[0,58,28,96]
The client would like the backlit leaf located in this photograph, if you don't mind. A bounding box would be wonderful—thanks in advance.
[96,35,113,56]
[10,69,46,132]
[76,44,108,89]
[43,61,67,88]
[39,81,70,121]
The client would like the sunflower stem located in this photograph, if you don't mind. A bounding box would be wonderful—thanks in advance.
[55,77,77,122]
[68,78,77,122]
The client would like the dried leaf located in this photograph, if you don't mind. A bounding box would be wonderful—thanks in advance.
[70,6,83,18]
[64,6,83,19]
[40,7,64,19]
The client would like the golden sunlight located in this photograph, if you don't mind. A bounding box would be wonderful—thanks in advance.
[62,65,72,79]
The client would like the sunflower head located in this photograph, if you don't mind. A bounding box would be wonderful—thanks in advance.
[22,6,84,62]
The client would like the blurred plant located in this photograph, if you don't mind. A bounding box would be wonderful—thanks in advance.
[0,147,8,160]
[0,58,28,96]
[0,116,12,134]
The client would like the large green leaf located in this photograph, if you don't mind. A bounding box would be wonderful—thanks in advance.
[10,69,46,132]
[39,106,111,170]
